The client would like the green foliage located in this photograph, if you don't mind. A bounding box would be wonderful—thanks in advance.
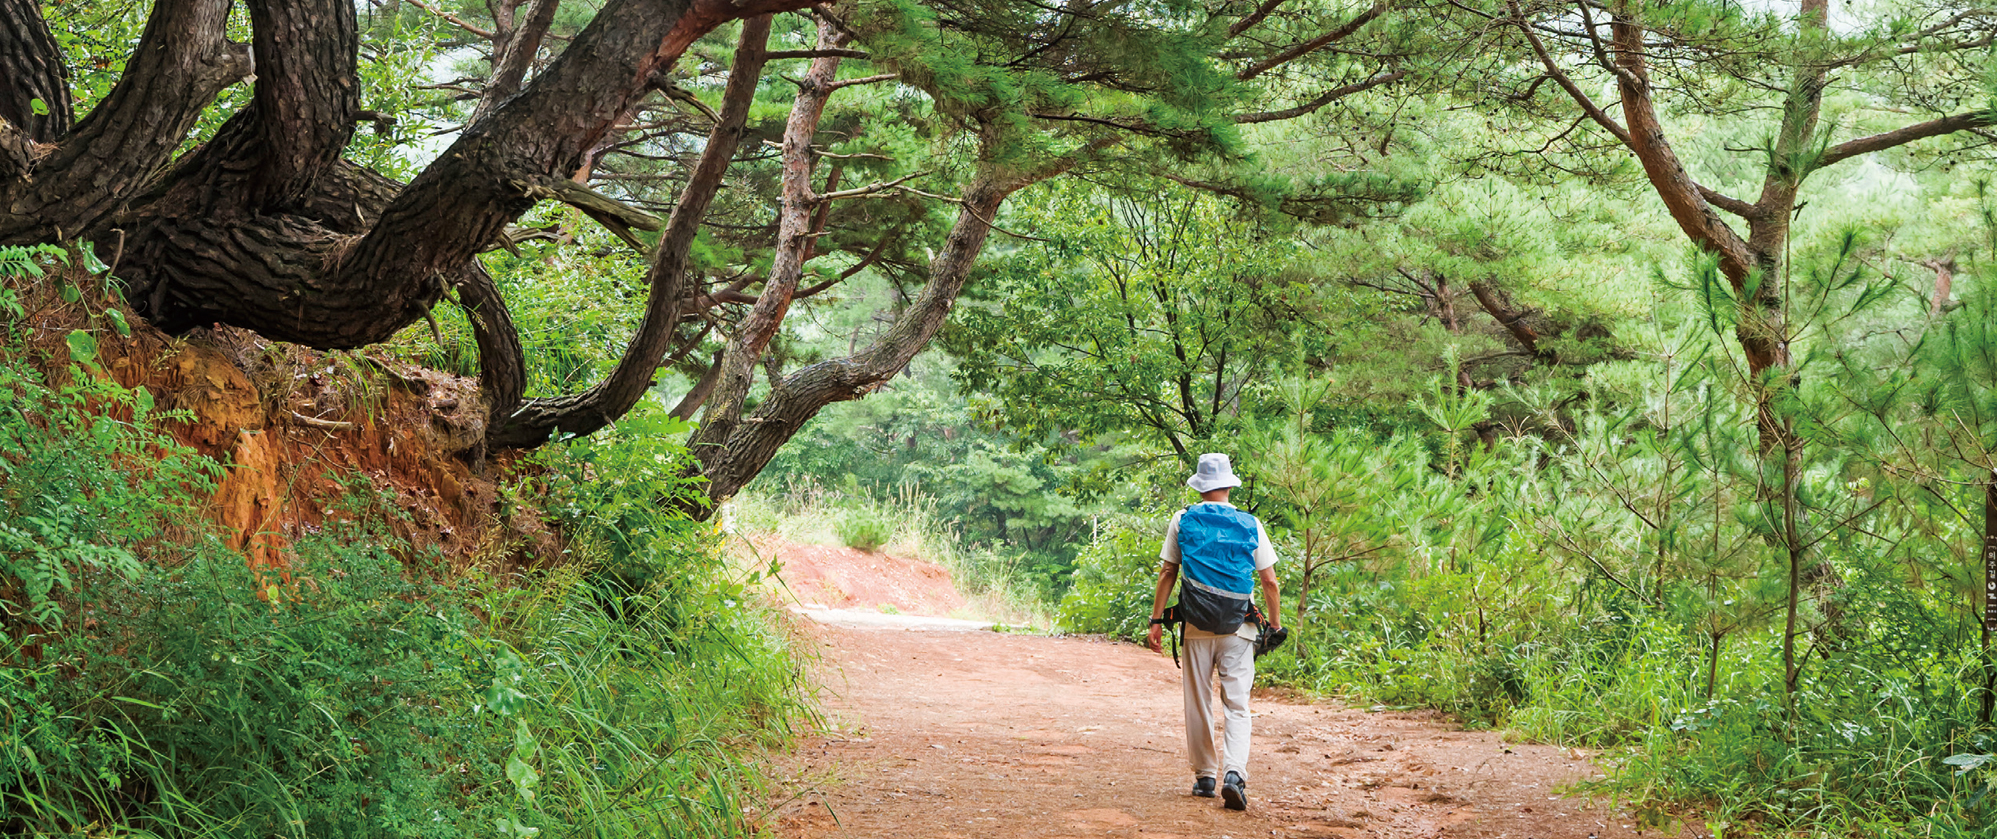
[0,249,221,630]
[836,507,894,552]
[0,344,806,839]
[952,180,1332,459]
[461,563,809,839]
[1056,522,1163,642]
[499,402,814,835]
[0,244,68,282]
[0,359,218,628]
[76,536,471,839]
[5,511,808,839]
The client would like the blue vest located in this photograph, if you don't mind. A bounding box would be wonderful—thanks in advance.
[1175,503,1258,634]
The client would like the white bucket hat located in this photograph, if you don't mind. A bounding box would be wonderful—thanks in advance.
[1186,453,1241,493]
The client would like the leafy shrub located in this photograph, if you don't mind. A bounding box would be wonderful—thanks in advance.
[1,522,478,839]
[116,535,473,838]
[836,508,894,552]
[1057,522,1161,640]
[504,399,812,837]
[0,259,221,629]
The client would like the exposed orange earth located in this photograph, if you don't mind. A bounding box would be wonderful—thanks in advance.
[755,536,968,617]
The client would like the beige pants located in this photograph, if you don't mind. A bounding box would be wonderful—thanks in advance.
[1181,633,1254,781]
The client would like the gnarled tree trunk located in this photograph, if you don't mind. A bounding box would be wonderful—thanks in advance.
[0,0,251,243]
[690,178,1015,511]
[486,14,776,448]
[689,21,852,462]
[5,0,809,354]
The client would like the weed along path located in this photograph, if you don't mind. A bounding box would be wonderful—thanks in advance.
[771,616,1701,839]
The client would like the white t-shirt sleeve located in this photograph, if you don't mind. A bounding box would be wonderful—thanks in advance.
[1160,510,1184,565]
[1253,519,1277,570]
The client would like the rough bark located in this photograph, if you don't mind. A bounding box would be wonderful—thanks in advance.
[0,0,251,244]
[0,0,71,145]
[691,178,1014,510]
[487,14,775,449]
[1467,279,1547,360]
[691,22,851,466]
[245,0,361,207]
[105,0,808,350]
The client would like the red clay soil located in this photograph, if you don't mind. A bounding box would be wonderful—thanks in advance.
[10,269,549,573]
[771,625,1708,839]
[763,537,968,617]
[764,542,1708,839]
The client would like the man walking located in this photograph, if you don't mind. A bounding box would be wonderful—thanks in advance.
[1147,453,1281,812]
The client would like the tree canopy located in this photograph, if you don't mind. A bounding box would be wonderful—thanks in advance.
[2,0,1420,507]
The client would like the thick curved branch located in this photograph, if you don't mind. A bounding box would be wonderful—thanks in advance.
[489,14,775,449]
[691,180,1014,508]
[335,0,815,328]
[334,0,732,316]
[669,347,726,420]
[1236,0,1387,81]
[120,0,811,349]
[1818,111,1997,170]
[0,0,250,244]
[454,260,527,423]
[691,21,851,466]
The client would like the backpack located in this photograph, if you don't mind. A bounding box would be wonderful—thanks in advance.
[1173,503,1259,636]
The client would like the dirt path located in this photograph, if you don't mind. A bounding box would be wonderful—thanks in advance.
[770,616,1705,839]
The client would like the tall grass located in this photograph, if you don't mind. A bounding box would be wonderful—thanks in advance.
[0,312,813,839]
[6,519,812,839]
[463,561,813,839]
